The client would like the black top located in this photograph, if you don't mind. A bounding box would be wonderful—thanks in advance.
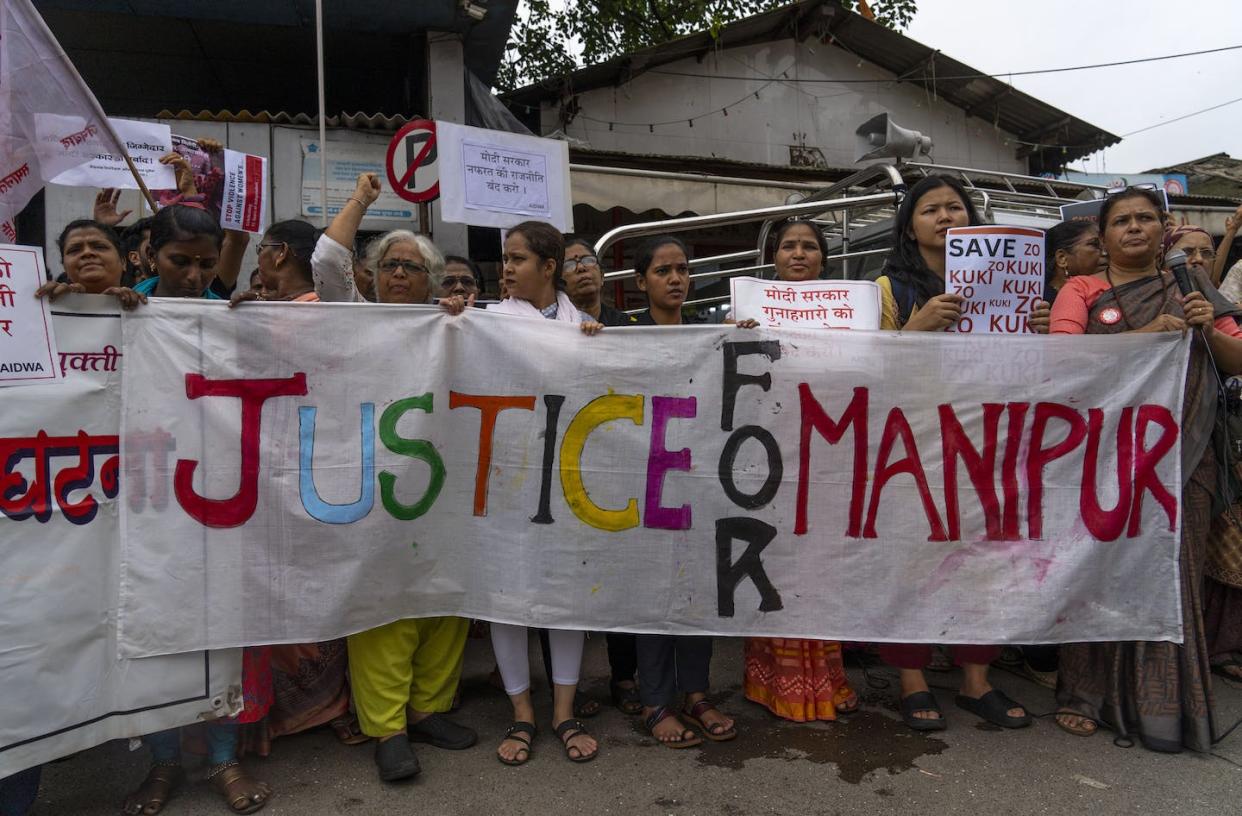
[633,309,683,326]
[597,301,635,326]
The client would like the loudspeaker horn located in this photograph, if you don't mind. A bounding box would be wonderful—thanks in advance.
[854,113,933,163]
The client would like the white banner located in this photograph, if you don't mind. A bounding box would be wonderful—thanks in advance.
[946,226,1045,334]
[730,277,880,330]
[49,117,176,190]
[0,243,60,386]
[437,122,573,231]
[0,297,240,779]
[220,149,267,234]
[114,302,1190,657]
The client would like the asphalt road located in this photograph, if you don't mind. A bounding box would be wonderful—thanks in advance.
[29,635,1242,815]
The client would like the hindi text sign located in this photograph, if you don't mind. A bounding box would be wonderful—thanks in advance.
[437,122,573,230]
[49,117,176,190]
[0,243,60,386]
[731,277,880,330]
[945,226,1044,334]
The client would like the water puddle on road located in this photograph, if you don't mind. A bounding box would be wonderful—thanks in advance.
[691,708,947,784]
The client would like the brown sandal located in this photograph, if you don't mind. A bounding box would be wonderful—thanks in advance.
[121,763,184,815]
[681,699,737,742]
[645,706,702,749]
[1055,711,1098,737]
[329,715,370,745]
[208,761,272,814]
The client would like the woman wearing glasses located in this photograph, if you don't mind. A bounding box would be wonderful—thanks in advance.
[309,173,475,784]
[1164,224,1217,279]
[440,255,482,301]
[312,172,445,304]
[1051,186,1242,751]
[563,236,634,326]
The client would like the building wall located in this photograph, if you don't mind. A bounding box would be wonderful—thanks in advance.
[542,38,1026,174]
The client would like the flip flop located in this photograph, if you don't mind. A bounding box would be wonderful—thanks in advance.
[955,689,1031,729]
[681,699,737,742]
[497,721,536,766]
[644,706,702,749]
[1055,711,1098,737]
[553,718,598,763]
[611,680,643,715]
[329,716,370,746]
[899,691,947,732]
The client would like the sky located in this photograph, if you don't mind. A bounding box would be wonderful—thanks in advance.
[903,0,1242,174]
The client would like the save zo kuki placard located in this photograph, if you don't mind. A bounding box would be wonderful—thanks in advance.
[945,226,1045,334]
[114,301,1188,658]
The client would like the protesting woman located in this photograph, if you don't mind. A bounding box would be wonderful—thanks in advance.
[35,220,144,309]
[121,205,274,815]
[742,220,859,723]
[308,174,474,783]
[621,235,737,748]
[312,173,443,305]
[563,236,633,326]
[481,221,603,765]
[1051,187,1242,752]
[1165,224,1218,281]
[231,220,322,304]
[873,175,1031,733]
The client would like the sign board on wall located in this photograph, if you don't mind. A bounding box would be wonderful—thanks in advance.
[436,122,572,231]
[300,138,417,223]
[385,120,440,203]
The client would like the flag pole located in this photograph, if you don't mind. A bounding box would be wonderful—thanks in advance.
[315,0,328,228]
[20,0,159,211]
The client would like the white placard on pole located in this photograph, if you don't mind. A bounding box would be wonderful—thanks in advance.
[49,118,176,190]
[436,122,572,231]
[0,243,60,386]
[945,226,1045,334]
[730,277,881,330]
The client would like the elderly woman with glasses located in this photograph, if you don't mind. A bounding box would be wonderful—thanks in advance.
[312,172,444,304]
[308,173,475,784]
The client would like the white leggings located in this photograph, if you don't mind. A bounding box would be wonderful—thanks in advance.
[490,624,584,695]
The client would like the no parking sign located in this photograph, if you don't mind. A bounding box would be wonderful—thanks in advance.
[385,119,440,203]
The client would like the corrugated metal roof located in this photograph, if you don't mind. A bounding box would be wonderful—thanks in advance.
[504,0,1119,171]
[157,110,420,132]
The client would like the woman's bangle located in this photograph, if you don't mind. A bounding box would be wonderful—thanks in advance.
[347,197,368,209]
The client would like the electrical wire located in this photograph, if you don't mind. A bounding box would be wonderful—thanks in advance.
[647,43,1242,84]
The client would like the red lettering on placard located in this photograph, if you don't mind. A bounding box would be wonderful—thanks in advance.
[1128,405,1179,536]
[795,385,868,536]
[939,403,1004,540]
[1080,407,1134,541]
[173,373,308,528]
[1025,402,1087,540]
[864,407,948,541]
[450,392,536,516]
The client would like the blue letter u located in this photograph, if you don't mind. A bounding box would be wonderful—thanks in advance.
[299,402,375,524]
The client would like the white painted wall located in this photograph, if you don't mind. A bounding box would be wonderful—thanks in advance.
[542,38,1026,174]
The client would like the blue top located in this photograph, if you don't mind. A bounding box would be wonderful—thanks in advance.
[133,276,223,300]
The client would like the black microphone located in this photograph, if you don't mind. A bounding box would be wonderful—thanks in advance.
[1166,248,1194,297]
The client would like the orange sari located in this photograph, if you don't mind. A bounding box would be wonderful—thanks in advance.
[744,638,855,722]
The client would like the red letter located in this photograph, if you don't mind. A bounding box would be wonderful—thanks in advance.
[450,392,536,516]
[1128,404,1179,536]
[864,407,948,541]
[1000,402,1029,540]
[1080,407,1134,541]
[1025,402,1087,540]
[173,373,307,528]
[939,403,1004,540]
[796,385,867,536]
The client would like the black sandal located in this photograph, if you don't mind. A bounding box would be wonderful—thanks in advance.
[644,706,702,749]
[553,718,599,763]
[610,680,642,715]
[955,689,1030,729]
[899,691,947,732]
[497,721,536,766]
[680,699,737,742]
[573,692,601,719]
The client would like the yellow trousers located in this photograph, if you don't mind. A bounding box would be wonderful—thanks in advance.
[347,616,469,736]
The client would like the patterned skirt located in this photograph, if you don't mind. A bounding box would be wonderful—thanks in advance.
[743,637,855,722]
